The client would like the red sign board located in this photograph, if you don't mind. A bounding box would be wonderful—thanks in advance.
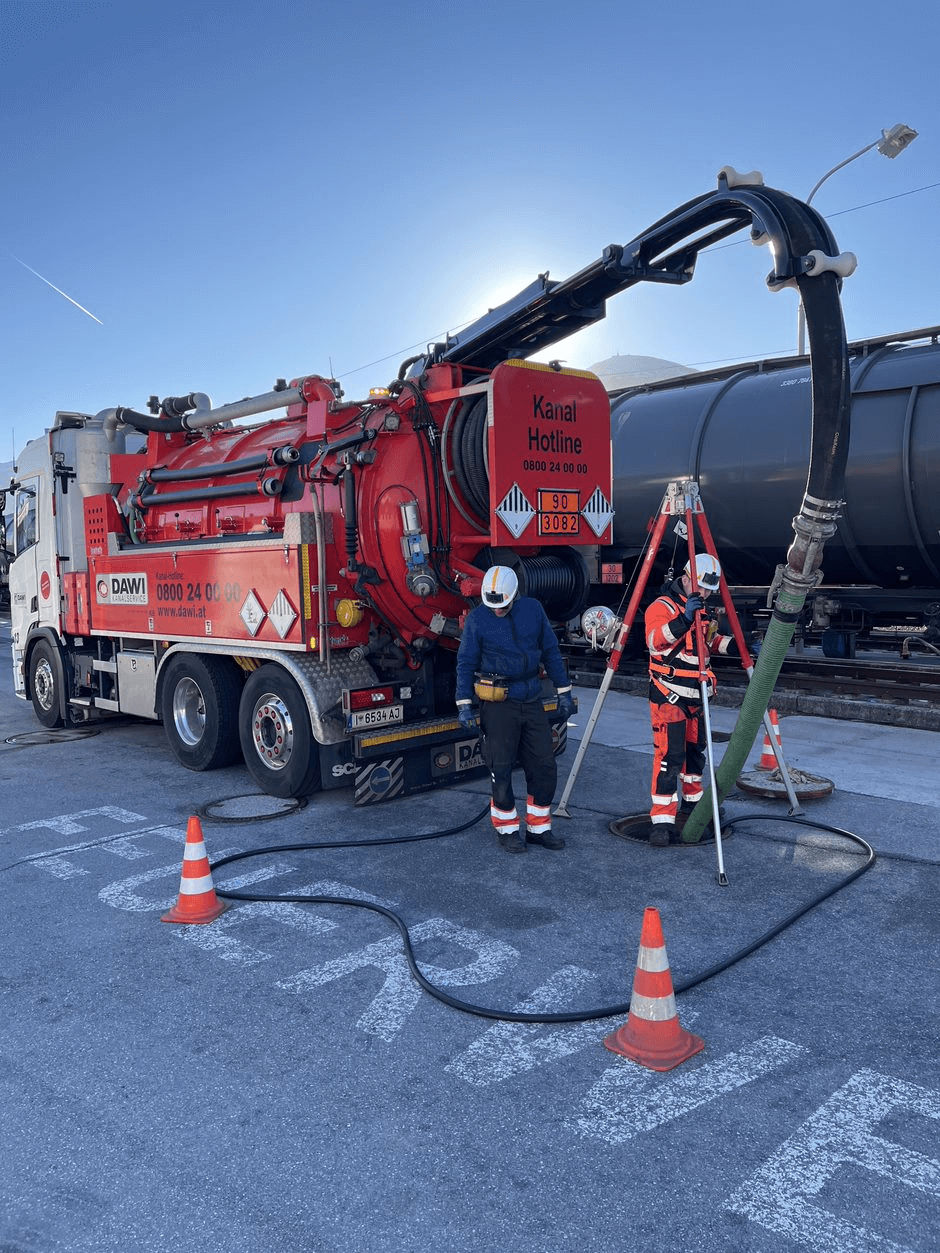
[487,361,613,546]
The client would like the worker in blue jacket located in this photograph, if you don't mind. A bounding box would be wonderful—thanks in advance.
[456,565,575,854]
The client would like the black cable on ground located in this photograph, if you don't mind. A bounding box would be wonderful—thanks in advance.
[210,806,876,1025]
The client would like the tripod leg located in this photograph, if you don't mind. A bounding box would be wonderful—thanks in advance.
[554,662,616,818]
[759,707,804,816]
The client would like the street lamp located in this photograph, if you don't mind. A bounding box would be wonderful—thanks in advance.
[797,123,918,354]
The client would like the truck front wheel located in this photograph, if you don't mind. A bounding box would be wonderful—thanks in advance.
[238,665,321,798]
[29,639,65,729]
[160,654,242,771]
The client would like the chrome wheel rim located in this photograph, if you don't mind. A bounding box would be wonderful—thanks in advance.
[34,658,55,712]
[172,676,206,747]
[250,693,294,771]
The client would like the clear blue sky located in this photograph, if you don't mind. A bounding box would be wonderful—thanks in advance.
[2,0,937,454]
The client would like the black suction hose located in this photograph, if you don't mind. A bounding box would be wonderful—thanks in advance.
[211,806,875,1024]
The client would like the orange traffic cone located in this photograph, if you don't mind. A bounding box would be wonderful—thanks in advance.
[603,907,704,1071]
[757,708,782,770]
[161,816,227,924]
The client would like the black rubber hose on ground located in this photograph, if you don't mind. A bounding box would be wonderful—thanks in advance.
[211,808,874,1024]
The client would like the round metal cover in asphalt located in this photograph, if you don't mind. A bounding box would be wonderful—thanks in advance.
[5,728,101,746]
[608,810,728,846]
[736,767,834,800]
[196,794,308,823]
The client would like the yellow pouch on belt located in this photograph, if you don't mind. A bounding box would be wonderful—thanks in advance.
[474,676,508,702]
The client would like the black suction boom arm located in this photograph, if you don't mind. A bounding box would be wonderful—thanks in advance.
[435,168,844,372]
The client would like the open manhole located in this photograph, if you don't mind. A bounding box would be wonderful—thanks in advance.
[195,794,308,823]
[608,810,729,846]
[5,728,101,746]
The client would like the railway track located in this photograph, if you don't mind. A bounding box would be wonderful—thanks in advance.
[564,645,940,732]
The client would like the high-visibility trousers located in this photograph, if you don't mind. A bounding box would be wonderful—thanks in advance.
[649,698,706,824]
[481,698,556,827]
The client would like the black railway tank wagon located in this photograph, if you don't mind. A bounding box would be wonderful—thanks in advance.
[599,328,940,652]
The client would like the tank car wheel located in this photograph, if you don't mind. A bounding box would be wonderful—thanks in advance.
[29,639,65,729]
[238,665,321,798]
[160,654,242,771]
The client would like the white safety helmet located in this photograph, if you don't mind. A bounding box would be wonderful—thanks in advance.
[481,565,519,609]
[684,553,722,592]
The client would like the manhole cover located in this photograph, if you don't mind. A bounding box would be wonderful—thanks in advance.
[736,767,834,800]
[5,728,101,746]
[608,809,729,846]
[195,794,308,823]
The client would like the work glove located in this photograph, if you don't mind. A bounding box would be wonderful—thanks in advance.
[683,593,704,622]
[457,704,479,732]
[557,690,575,720]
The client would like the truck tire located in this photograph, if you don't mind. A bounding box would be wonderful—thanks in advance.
[29,639,65,729]
[238,664,321,798]
[160,654,242,771]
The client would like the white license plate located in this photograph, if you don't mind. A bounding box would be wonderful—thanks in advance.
[349,703,404,730]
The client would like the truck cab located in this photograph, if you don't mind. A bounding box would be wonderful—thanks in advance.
[8,413,140,723]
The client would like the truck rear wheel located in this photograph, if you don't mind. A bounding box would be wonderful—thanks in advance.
[29,639,65,729]
[160,654,242,771]
[238,664,321,798]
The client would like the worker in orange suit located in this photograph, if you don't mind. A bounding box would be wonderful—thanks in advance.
[644,553,733,846]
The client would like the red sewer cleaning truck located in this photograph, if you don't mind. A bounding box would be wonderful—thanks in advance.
[6,171,852,802]
[6,349,611,802]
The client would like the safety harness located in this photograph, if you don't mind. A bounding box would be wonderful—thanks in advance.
[649,601,715,703]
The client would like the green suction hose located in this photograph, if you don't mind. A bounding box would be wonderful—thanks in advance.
[683,261,852,844]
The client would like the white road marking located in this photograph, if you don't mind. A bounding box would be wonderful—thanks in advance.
[172,879,394,965]
[3,806,147,837]
[446,965,622,1086]
[277,918,518,1042]
[726,1068,940,1252]
[94,849,279,913]
[573,1035,806,1144]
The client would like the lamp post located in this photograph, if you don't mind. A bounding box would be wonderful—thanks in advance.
[797,123,918,354]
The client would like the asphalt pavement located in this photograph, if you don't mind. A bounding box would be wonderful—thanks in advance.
[2,606,939,1252]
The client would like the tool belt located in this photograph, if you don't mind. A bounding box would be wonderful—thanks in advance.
[473,669,539,702]
[474,674,509,702]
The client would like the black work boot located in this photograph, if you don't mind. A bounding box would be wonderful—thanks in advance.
[649,822,675,848]
[525,828,565,850]
[497,831,527,854]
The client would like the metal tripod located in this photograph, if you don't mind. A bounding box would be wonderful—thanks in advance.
[554,480,802,884]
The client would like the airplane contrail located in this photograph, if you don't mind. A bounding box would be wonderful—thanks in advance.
[9,253,104,325]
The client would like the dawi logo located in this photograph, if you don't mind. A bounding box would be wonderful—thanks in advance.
[96,572,149,606]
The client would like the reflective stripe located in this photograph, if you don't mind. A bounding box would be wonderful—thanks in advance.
[525,796,552,833]
[629,990,678,1021]
[183,842,209,861]
[636,945,670,973]
[490,802,519,833]
[178,873,214,895]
